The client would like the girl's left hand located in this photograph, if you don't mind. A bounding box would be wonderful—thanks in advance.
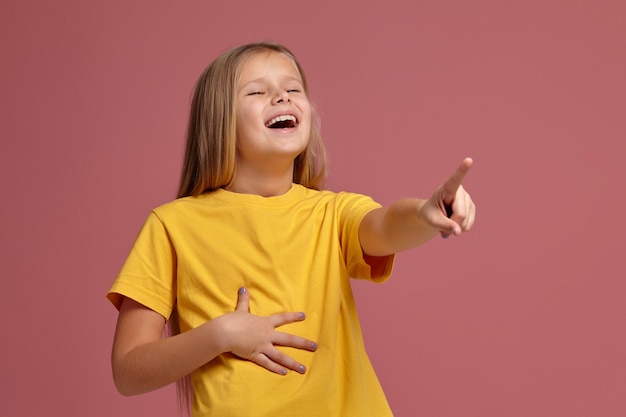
[420,157,476,238]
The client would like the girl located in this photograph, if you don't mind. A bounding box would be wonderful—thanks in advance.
[108,41,475,417]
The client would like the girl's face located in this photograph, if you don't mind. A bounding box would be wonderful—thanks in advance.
[235,51,312,171]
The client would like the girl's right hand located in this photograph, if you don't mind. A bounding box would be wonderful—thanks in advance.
[217,287,317,375]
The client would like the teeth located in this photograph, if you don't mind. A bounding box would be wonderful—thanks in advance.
[266,114,297,127]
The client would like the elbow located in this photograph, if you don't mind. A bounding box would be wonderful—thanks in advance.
[111,359,147,397]
[115,385,135,397]
[112,370,138,397]
[113,375,148,397]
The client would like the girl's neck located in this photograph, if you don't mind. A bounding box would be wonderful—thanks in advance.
[226,168,294,197]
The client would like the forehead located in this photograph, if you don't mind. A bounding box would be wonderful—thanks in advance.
[237,51,302,85]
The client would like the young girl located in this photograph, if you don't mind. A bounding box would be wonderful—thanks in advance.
[108,41,475,417]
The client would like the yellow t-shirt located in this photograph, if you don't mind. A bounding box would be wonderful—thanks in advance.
[108,184,395,417]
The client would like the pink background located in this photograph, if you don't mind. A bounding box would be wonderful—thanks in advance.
[1,1,624,416]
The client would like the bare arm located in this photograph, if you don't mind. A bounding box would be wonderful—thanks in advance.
[359,158,476,256]
[111,288,317,396]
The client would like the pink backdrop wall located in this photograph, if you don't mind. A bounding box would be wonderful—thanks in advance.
[1,1,624,416]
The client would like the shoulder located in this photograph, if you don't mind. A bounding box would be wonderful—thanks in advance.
[151,193,214,215]
[296,185,381,217]
[138,194,218,231]
[298,184,374,203]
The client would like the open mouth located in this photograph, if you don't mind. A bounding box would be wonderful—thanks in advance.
[265,114,298,129]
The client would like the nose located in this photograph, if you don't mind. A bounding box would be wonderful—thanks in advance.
[272,89,290,104]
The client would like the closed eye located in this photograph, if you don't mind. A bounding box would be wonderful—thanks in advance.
[247,91,264,96]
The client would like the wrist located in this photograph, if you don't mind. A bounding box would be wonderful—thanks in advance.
[201,315,231,355]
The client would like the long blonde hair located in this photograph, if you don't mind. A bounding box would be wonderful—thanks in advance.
[177,41,327,198]
[171,41,327,416]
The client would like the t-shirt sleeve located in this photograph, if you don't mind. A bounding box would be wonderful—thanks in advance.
[106,211,177,319]
[337,192,395,283]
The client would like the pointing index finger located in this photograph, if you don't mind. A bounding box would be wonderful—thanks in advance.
[442,157,473,201]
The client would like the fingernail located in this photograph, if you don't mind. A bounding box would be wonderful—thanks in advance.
[311,342,317,350]
[299,364,306,373]
[298,312,306,319]
[280,369,287,375]
[442,233,450,239]
[238,287,247,295]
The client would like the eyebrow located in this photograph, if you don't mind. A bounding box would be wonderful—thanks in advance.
[240,75,303,88]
